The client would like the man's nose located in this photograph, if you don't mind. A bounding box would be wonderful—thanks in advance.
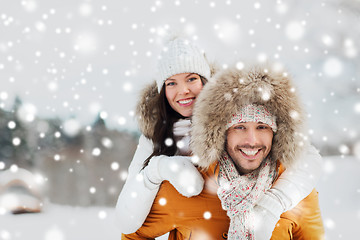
[245,128,258,146]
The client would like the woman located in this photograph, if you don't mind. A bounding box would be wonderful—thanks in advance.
[116,37,323,239]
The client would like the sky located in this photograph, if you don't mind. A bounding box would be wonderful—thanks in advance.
[0,0,359,154]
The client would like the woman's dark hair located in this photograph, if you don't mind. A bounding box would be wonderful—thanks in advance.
[143,75,207,167]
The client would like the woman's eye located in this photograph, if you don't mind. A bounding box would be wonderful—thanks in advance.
[188,77,198,82]
[234,126,245,130]
[166,82,175,86]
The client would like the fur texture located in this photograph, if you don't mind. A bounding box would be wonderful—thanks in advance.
[191,65,306,169]
[135,81,159,139]
[135,62,220,140]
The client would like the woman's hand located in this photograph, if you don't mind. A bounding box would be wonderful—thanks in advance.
[251,190,284,240]
[144,155,204,197]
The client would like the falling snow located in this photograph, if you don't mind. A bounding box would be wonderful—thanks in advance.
[92,148,101,156]
[0,0,359,239]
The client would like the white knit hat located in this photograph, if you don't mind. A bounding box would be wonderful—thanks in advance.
[227,104,278,132]
[156,38,211,92]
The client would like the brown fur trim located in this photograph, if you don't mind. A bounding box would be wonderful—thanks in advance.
[135,62,220,140]
[191,64,306,169]
[135,81,159,139]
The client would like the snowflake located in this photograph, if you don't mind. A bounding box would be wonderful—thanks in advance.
[353,141,360,159]
[118,117,126,125]
[338,144,350,155]
[120,171,128,181]
[92,148,101,156]
[203,211,212,219]
[322,35,333,46]
[111,162,120,171]
[98,210,107,219]
[285,21,305,40]
[159,198,167,206]
[0,161,5,170]
[102,138,113,149]
[12,137,21,146]
[63,119,81,137]
[123,82,133,92]
[236,62,245,70]
[324,218,336,230]
[191,155,199,164]
[165,138,173,147]
[7,121,16,129]
[44,226,65,240]
[354,103,360,114]
[176,140,185,149]
[89,187,96,194]
[323,57,343,77]
[0,230,11,240]
[17,103,37,122]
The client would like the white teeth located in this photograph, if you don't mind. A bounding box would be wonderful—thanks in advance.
[241,149,259,156]
[178,99,193,104]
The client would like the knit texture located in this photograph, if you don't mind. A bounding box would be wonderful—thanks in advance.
[191,64,306,169]
[157,38,211,92]
[217,154,277,240]
[227,104,277,132]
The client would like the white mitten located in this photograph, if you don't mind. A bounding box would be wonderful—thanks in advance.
[252,189,285,240]
[173,119,192,155]
[143,155,204,197]
[173,118,191,136]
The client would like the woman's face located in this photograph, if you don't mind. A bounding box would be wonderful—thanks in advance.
[165,73,203,117]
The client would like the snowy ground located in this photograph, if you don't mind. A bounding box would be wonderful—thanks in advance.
[0,156,359,240]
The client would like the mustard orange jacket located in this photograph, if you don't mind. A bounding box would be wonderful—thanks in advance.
[122,163,324,240]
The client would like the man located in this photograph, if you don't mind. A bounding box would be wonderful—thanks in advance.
[191,64,325,239]
[122,63,324,240]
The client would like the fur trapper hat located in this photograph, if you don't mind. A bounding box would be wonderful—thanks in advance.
[190,64,307,169]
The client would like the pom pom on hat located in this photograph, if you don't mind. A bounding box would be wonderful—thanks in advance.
[156,37,211,92]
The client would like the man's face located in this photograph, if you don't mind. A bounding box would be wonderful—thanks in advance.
[226,122,273,175]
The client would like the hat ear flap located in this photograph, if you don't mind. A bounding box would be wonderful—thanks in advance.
[136,81,160,139]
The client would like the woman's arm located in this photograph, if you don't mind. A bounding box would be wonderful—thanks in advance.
[115,135,158,234]
[115,135,204,234]
[253,144,323,240]
[270,144,323,210]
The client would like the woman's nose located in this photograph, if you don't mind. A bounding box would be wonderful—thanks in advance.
[178,83,190,94]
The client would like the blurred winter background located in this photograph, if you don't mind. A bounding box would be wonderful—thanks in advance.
[0,0,359,239]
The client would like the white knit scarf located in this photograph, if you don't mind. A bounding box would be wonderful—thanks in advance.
[217,153,277,240]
